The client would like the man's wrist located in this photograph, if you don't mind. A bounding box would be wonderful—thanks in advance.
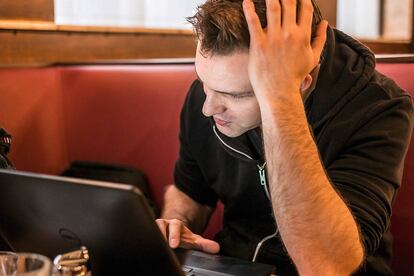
[256,86,303,115]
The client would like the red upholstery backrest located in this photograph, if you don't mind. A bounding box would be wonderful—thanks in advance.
[0,64,195,208]
[376,59,414,275]
[0,63,223,239]
[0,68,68,173]
[59,65,195,209]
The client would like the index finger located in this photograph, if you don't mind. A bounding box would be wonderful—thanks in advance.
[243,0,265,42]
[311,20,328,63]
[167,219,183,248]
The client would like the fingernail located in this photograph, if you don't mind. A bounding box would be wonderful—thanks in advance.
[170,238,177,247]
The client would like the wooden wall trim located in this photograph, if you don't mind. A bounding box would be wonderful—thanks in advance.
[53,58,196,66]
[0,0,54,21]
[0,30,197,66]
[375,54,414,63]
[0,19,194,35]
[361,40,412,54]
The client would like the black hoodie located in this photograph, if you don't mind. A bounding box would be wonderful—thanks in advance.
[174,27,413,275]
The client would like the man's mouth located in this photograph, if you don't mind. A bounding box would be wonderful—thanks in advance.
[214,117,230,126]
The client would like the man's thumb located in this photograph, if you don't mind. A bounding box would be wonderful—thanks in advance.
[196,237,220,254]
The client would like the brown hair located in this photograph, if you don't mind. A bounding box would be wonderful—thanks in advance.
[187,0,323,55]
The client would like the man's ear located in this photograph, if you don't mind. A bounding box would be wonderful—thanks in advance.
[300,74,313,93]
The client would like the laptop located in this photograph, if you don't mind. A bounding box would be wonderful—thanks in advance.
[0,169,276,275]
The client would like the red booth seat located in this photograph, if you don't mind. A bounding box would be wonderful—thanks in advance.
[0,63,223,238]
[0,64,193,207]
[376,58,414,275]
[0,56,413,274]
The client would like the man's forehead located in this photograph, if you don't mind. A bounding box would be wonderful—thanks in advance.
[195,52,253,95]
[194,48,250,77]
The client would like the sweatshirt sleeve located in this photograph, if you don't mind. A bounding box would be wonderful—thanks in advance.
[174,80,219,208]
[326,91,413,256]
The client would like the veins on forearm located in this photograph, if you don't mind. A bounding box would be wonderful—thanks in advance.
[259,96,363,273]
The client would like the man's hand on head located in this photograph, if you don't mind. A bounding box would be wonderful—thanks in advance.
[155,218,220,254]
[242,0,328,103]
[242,2,364,274]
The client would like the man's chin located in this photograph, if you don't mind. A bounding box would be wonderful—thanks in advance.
[216,124,244,138]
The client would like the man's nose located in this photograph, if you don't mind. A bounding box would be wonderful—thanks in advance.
[202,91,226,117]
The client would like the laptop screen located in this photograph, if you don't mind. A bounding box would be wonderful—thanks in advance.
[0,169,183,275]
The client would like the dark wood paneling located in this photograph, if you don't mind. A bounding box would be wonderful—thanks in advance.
[0,30,197,66]
[0,0,54,21]
[361,40,412,54]
[317,0,337,27]
[375,54,414,63]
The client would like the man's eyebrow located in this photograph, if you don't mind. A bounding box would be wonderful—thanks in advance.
[195,69,253,96]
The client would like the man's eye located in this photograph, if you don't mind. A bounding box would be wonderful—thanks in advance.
[229,94,245,99]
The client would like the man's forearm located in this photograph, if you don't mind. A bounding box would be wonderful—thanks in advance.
[259,91,363,275]
[161,185,212,233]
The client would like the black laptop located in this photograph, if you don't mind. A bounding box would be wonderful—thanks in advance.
[0,169,276,275]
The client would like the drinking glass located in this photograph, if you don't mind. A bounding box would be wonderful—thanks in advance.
[0,252,51,276]
[0,251,18,275]
[16,253,51,276]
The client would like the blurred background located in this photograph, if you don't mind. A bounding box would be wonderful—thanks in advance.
[0,0,412,65]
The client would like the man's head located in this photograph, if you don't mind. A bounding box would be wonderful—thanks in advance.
[189,0,323,55]
[188,0,324,138]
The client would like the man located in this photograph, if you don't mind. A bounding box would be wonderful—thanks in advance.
[156,0,413,275]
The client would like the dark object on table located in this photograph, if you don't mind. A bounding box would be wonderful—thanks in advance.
[0,128,14,169]
[62,160,158,217]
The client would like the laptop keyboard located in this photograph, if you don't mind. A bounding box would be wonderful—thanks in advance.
[177,249,277,276]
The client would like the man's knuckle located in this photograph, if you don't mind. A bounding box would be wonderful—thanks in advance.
[295,32,305,41]
[303,2,313,13]
[255,39,266,49]
[171,218,180,224]
[282,31,294,41]
[156,219,165,225]
[246,15,257,25]
[172,219,186,228]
